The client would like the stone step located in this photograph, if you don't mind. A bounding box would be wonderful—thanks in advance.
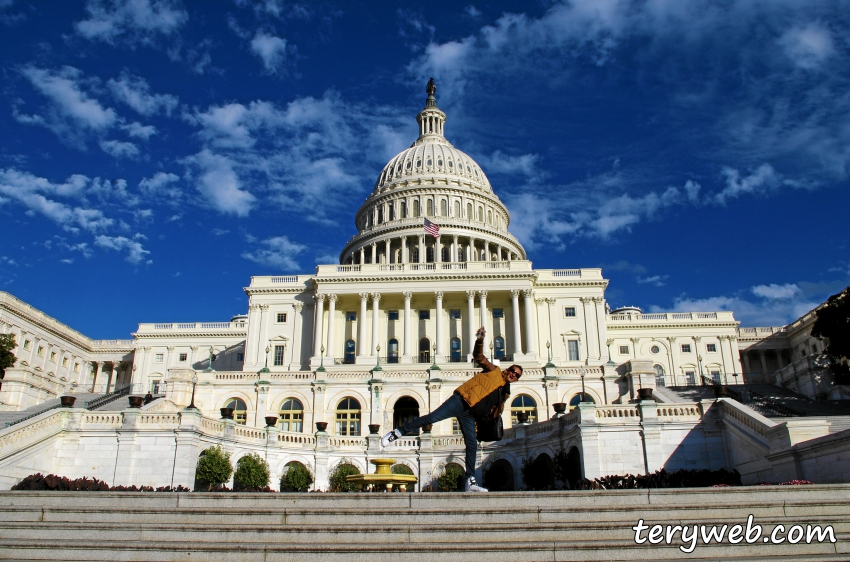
[0,538,844,562]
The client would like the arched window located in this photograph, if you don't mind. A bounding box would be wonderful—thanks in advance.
[378,206,384,223]
[654,364,665,387]
[494,336,505,359]
[278,398,303,432]
[388,203,394,221]
[510,395,537,425]
[440,199,448,216]
[344,339,356,364]
[426,199,434,216]
[388,338,399,363]
[466,202,472,219]
[225,398,247,425]
[419,338,430,363]
[412,247,419,263]
[454,201,460,217]
[477,207,483,222]
[335,397,361,436]
[569,393,595,409]
[450,337,462,362]
[413,200,420,217]
[400,200,407,218]
[393,397,419,435]
[487,210,492,224]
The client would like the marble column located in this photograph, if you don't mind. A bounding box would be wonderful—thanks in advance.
[435,291,444,360]
[523,289,538,355]
[401,237,408,264]
[359,246,365,264]
[666,337,678,385]
[469,238,476,261]
[358,293,369,357]
[419,235,425,263]
[385,239,391,264]
[371,243,376,264]
[313,294,325,358]
[593,297,606,361]
[478,290,488,338]
[758,349,768,374]
[371,292,381,355]
[510,289,523,355]
[452,235,459,263]
[466,290,476,355]
[325,294,337,359]
[435,235,442,263]
[403,292,412,361]
[91,361,101,392]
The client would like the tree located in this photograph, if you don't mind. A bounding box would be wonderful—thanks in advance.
[811,286,850,385]
[328,461,360,492]
[436,463,465,492]
[195,446,233,491]
[0,334,17,379]
[281,461,313,492]
[234,453,271,490]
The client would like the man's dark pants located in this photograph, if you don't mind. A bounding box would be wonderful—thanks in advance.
[399,393,477,478]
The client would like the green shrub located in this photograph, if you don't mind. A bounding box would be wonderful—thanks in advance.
[195,446,233,491]
[234,453,271,490]
[328,461,360,492]
[437,463,465,492]
[521,454,556,490]
[281,462,314,492]
[391,463,414,491]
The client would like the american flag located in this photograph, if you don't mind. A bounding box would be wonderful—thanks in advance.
[424,218,440,238]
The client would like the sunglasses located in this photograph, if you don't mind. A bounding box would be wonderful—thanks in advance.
[506,367,521,377]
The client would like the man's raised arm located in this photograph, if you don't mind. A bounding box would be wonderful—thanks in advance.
[473,327,498,372]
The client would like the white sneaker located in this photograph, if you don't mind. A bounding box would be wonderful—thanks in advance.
[381,429,402,447]
[465,477,488,493]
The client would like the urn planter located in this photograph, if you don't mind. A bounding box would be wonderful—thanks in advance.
[315,421,328,432]
[552,403,567,416]
[265,416,278,427]
[713,385,729,398]
[127,396,144,408]
[637,388,654,401]
[421,424,433,433]
[220,407,234,420]
[516,411,529,424]
[59,396,76,408]
[368,424,381,435]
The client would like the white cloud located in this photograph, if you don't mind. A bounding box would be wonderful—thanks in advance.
[250,32,289,73]
[185,149,256,216]
[751,283,800,300]
[655,292,820,327]
[637,275,669,287]
[779,22,834,70]
[94,234,151,264]
[242,235,306,271]
[713,164,782,204]
[75,0,188,44]
[139,171,180,194]
[108,72,178,115]
[99,139,139,158]
[465,6,481,18]
[122,121,157,138]
[479,151,541,180]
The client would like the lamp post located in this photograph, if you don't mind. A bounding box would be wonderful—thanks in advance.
[430,342,440,371]
[204,347,216,373]
[186,374,198,410]
[606,339,616,366]
[545,340,555,368]
[373,344,382,372]
[259,345,270,374]
[489,341,494,361]
[317,345,326,373]
[579,366,587,402]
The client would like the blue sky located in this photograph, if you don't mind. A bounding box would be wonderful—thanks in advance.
[1,0,848,339]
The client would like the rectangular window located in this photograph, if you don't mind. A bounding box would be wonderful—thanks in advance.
[419,310,430,320]
[449,309,461,319]
[568,340,580,361]
[62,357,68,367]
[37,346,44,357]
[681,344,692,353]
[706,343,717,352]
[274,345,284,366]
[346,311,357,322]
[236,353,244,362]
[685,371,696,385]
[619,345,629,355]
[492,308,504,318]
[564,307,576,317]
[452,418,462,435]
[49,351,56,362]
[23,339,31,350]
[710,370,721,384]
[150,380,162,394]
[276,313,287,323]
[179,353,188,362]
[73,363,80,373]
[154,353,164,363]
[388,310,399,321]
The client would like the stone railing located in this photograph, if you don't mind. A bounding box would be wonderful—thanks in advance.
[233,426,266,441]
[551,367,605,378]
[314,260,534,277]
[607,311,736,324]
[535,269,603,282]
[81,413,122,426]
[432,436,465,448]
[595,405,640,421]
[136,322,247,334]
[326,436,366,448]
[0,409,66,451]
[278,432,315,446]
[656,405,702,420]
[719,399,776,439]
[136,413,180,426]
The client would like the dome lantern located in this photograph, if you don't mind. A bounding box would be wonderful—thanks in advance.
[416,77,446,140]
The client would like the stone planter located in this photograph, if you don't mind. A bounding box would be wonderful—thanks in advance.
[516,411,529,424]
[315,421,328,432]
[421,424,433,433]
[552,403,567,416]
[368,424,381,435]
[59,396,76,408]
[713,385,729,398]
[127,396,144,408]
[220,407,234,420]
[265,416,278,427]
[637,388,654,401]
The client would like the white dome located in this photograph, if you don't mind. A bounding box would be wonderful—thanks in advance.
[374,140,492,194]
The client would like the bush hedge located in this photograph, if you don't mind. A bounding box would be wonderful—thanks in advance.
[281,461,313,492]
[328,462,360,492]
[195,446,233,491]
[437,463,465,492]
[234,453,271,490]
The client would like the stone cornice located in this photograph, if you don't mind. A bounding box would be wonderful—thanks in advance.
[133,331,247,340]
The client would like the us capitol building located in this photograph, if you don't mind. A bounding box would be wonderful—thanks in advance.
[1,82,845,491]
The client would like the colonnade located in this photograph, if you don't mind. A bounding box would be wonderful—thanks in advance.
[311,289,539,363]
[346,234,519,265]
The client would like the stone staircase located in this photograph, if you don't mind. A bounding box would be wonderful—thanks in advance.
[0,485,848,561]
[663,384,850,419]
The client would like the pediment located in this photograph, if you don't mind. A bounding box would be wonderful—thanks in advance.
[141,399,180,412]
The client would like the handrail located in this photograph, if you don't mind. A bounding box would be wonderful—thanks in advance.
[748,390,804,417]
[84,384,132,410]
[4,403,60,428]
